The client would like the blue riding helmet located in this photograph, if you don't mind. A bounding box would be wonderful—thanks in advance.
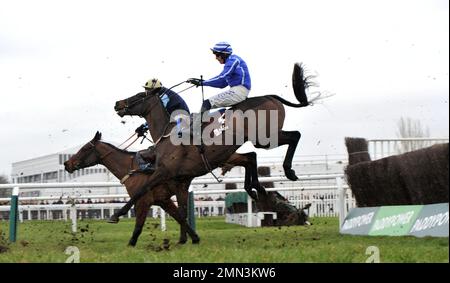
[210,42,233,54]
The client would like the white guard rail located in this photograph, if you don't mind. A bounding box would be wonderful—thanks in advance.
[0,174,351,230]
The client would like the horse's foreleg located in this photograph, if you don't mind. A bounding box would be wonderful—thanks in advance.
[175,190,200,244]
[128,197,151,247]
[277,130,301,181]
[109,171,163,223]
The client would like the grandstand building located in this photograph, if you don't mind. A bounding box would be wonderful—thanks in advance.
[11,145,120,198]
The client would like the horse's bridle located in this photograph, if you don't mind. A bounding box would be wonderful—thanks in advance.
[121,79,192,116]
[75,141,132,184]
[122,88,164,116]
[73,141,112,170]
[88,141,114,161]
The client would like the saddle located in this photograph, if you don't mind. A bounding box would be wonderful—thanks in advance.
[182,108,228,137]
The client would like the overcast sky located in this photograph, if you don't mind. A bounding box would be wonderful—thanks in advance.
[1,0,448,176]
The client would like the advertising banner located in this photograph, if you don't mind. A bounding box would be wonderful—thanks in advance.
[409,203,449,237]
[340,203,448,237]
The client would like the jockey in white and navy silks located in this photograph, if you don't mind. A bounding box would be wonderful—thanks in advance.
[188,42,251,112]
[135,78,190,137]
[134,78,191,171]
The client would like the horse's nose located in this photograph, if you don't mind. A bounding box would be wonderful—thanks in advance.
[63,161,73,173]
[116,109,125,117]
[114,101,122,111]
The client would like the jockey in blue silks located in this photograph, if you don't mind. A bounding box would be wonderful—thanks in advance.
[187,42,251,136]
[188,42,251,112]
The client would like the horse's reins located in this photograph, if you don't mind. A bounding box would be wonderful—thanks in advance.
[117,132,139,149]
[87,141,135,184]
[95,132,140,160]
[176,84,196,94]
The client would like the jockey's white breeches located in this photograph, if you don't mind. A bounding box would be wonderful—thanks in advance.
[208,85,250,108]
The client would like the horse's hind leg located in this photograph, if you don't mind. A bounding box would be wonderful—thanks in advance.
[159,200,187,244]
[174,189,200,244]
[234,153,258,199]
[128,197,151,247]
[276,130,301,181]
[220,152,264,199]
[242,152,267,197]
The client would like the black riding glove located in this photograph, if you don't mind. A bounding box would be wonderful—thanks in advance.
[135,123,148,137]
[187,78,203,87]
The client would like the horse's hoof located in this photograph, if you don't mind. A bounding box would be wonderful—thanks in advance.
[256,186,267,195]
[285,170,298,181]
[192,238,200,244]
[128,242,136,247]
[247,190,258,200]
[107,216,119,224]
[178,240,187,245]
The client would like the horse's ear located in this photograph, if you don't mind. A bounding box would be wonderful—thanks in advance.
[94,131,102,141]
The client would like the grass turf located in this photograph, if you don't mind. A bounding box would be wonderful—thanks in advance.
[0,217,448,263]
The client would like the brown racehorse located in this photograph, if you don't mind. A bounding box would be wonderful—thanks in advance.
[64,131,260,245]
[111,63,313,221]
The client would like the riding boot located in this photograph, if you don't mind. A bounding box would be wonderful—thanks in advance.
[200,99,212,113]
[135,150,155,173]
[139,163,155,173]
[140,146,156,161]
[189,100,212,137]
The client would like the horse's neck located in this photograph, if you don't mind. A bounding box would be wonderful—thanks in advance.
[97,143,134,180]
[146,96,170,141]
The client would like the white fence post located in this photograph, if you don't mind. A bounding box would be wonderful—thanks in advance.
[160,206,166,231]
[337,176,345,228]
[70,204,77,233]
[247,194,252,227]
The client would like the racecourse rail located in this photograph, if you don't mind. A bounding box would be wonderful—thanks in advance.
[368,138,449,159]
[0,174,351,237]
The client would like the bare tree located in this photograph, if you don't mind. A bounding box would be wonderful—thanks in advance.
[395,117,431,154]
[0,174,11,198]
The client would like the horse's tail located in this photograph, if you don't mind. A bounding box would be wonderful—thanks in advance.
[268,62,315,108]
